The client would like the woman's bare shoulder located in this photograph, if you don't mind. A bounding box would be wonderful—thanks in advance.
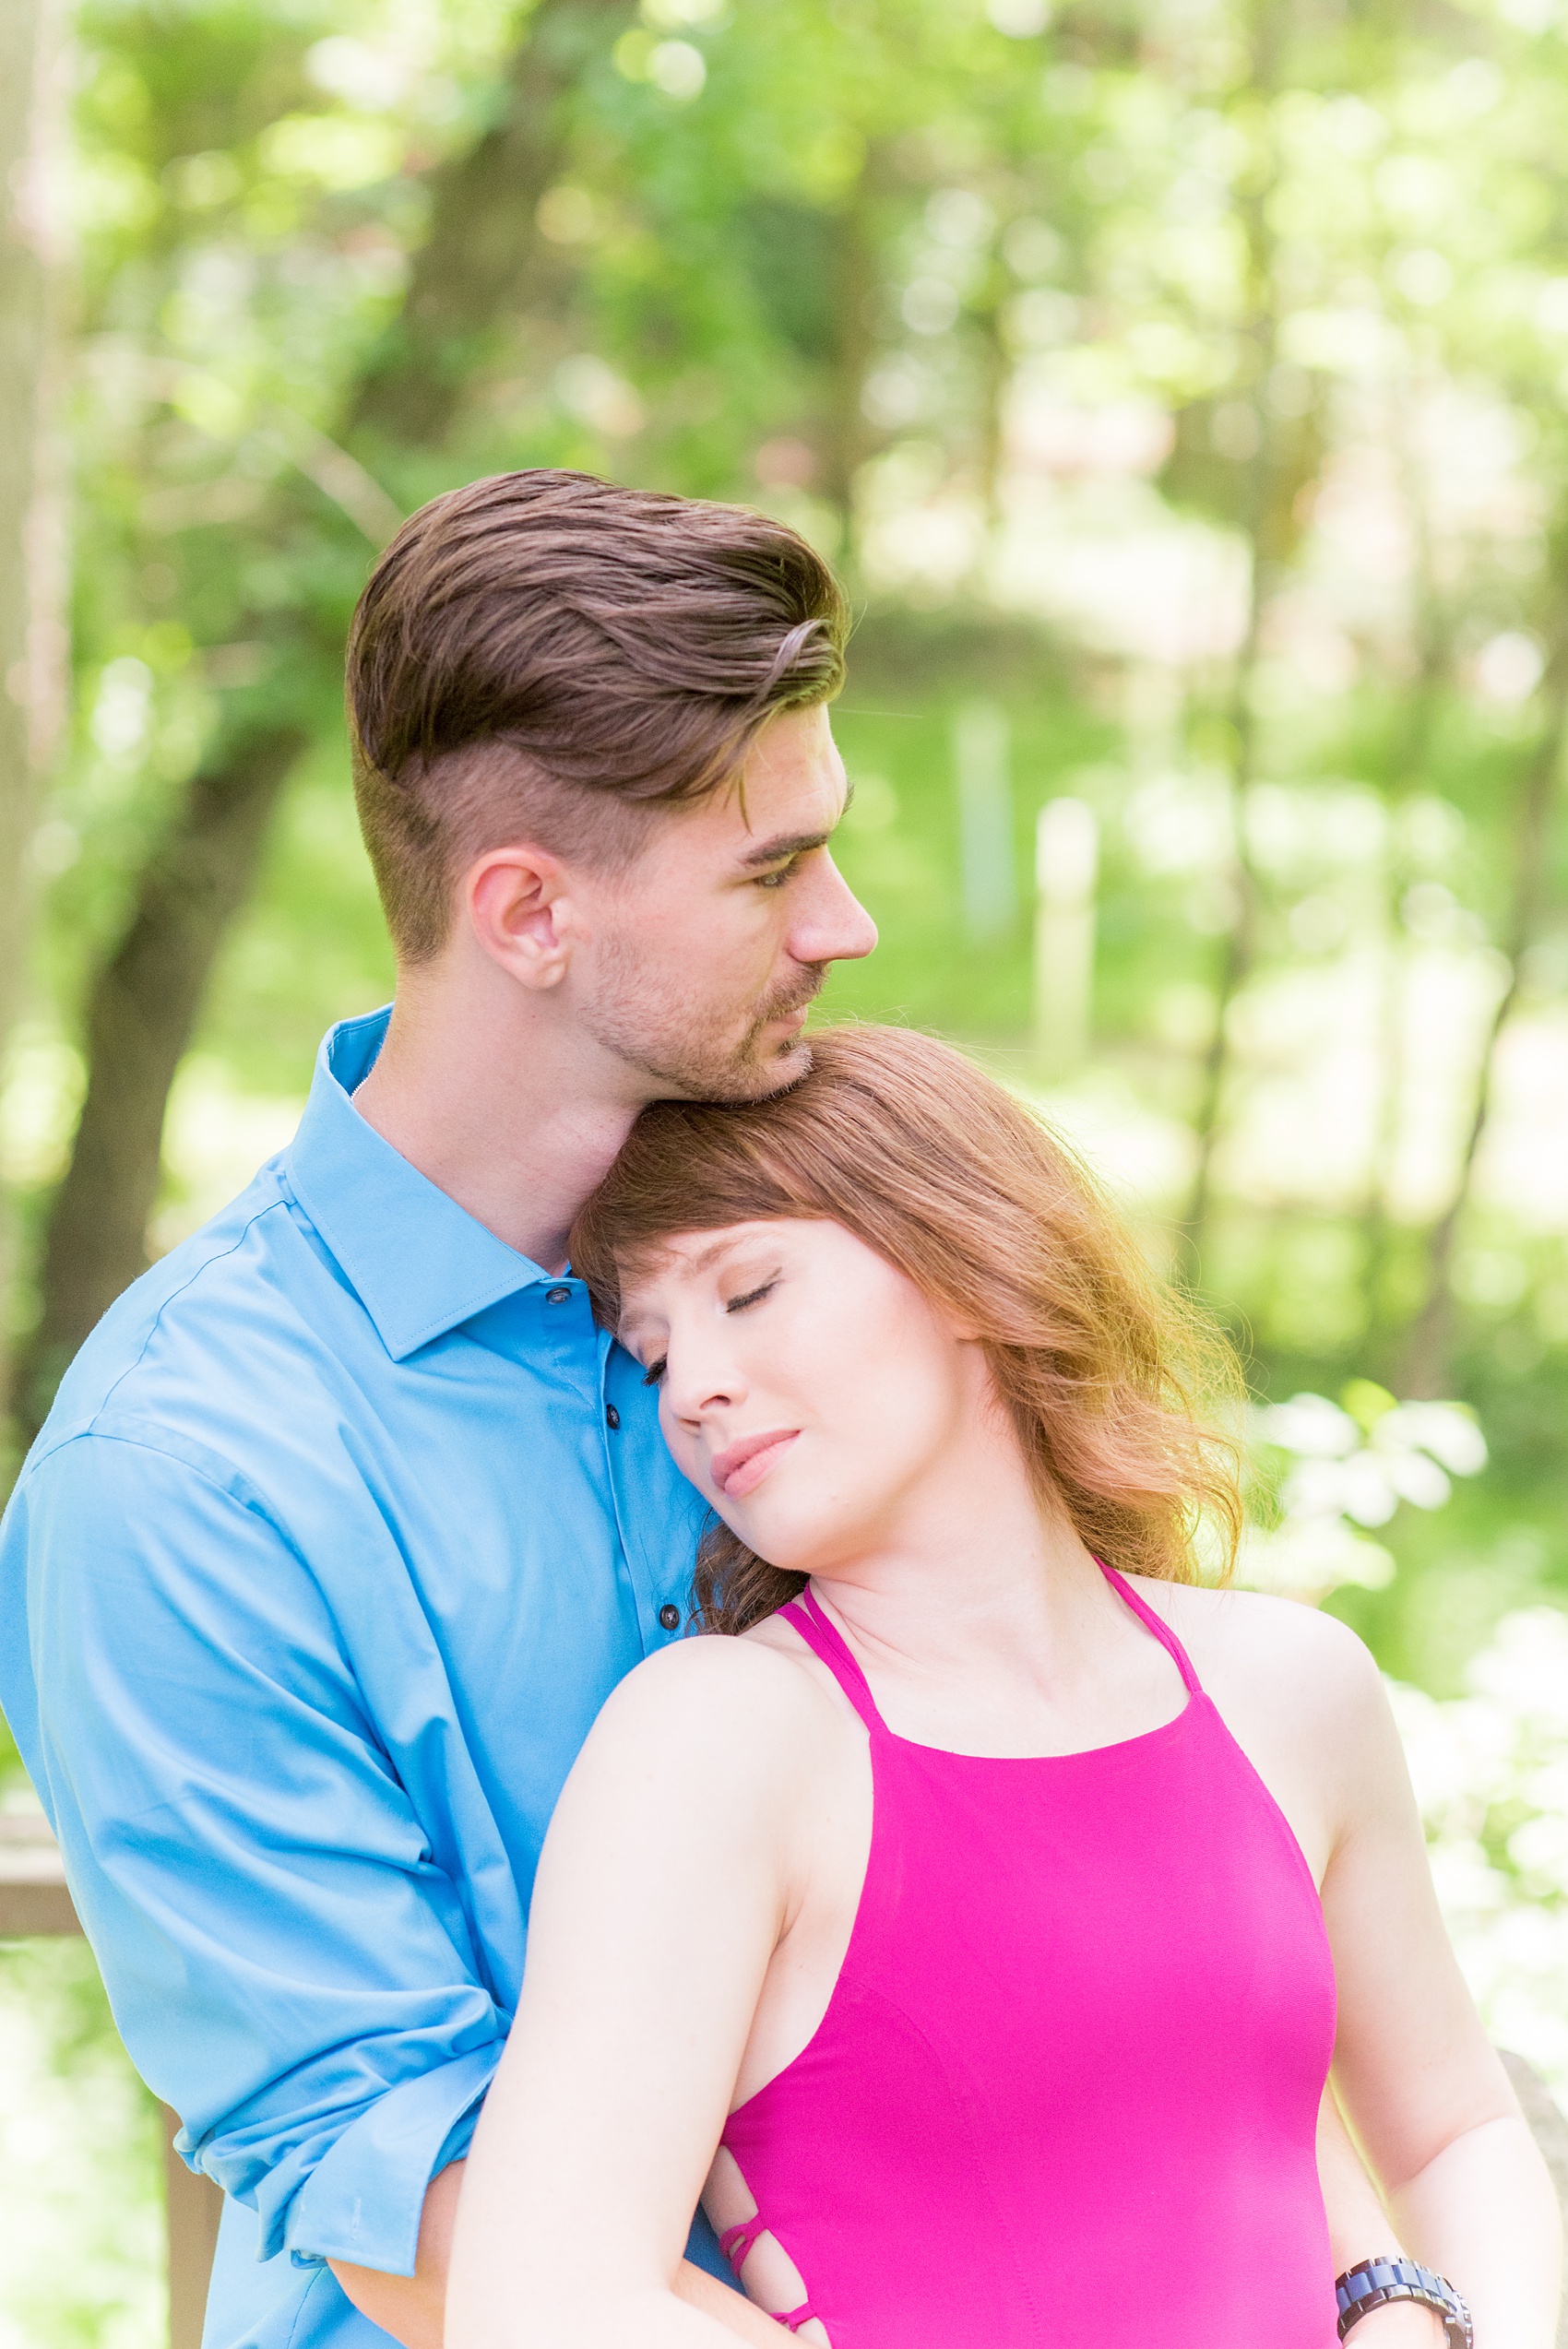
[536,1622,853,1894]
[1125,1574,1385,1723]
[583,1616,846,1780]
[1126,1576,1405,1845]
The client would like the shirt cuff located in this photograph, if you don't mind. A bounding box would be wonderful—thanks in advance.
[280,2046,502,2275]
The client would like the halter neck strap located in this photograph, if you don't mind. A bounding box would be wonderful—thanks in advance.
[779,1562,1203,1734]
[1097,1560,1204,1695]
[778,1587,884,1733]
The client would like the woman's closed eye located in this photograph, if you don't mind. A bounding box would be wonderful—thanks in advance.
[638,1278,778,1383]
[725,1279,777,1315]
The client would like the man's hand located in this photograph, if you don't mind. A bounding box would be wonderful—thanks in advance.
[673,2264,799,2343]
[329,2162,783,2348]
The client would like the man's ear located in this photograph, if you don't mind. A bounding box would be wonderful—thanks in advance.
[464,844,578,990]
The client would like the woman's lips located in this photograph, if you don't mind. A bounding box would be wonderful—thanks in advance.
[709,1429,801,1498]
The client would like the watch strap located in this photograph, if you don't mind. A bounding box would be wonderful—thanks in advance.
[1336,2255,1473,2348]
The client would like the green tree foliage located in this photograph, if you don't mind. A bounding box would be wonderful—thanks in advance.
[0,0,65,1434]
[11,4,1568,2331]
[6,0,1568,1686]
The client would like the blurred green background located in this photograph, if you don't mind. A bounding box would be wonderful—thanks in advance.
[6,0,1568,2336]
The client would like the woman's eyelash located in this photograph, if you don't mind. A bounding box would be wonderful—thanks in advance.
[640,1280,775,1382]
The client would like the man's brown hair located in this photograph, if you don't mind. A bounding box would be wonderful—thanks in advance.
[347,469,850,961]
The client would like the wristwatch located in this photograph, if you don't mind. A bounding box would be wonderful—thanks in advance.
[1336,2256,1473,2347]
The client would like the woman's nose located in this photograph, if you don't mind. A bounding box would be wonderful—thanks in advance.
[664,1340,746,1424]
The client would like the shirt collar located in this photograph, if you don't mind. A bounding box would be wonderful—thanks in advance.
[284,1007,550,1361]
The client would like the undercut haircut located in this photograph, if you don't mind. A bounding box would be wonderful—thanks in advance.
[346,469,850,963]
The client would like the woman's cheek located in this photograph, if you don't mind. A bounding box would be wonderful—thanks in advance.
[663,1417,706,1489]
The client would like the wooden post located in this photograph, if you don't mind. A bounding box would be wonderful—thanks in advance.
[0,1809,77,1934]
[1033,797,1099,1081]
[953,700,1017,944]
[164,2105,224,2349]
[0,1815,224,2349]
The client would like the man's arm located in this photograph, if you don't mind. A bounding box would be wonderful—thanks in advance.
[331,2161,466,2349]
[3,1433,506,2278]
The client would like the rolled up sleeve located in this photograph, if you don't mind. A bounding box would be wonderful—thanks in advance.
[3,1429,506,2277]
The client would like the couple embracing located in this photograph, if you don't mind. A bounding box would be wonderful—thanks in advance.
[0,472,1558,2349]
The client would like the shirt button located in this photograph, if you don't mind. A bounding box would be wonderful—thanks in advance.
[659,1604,681,1631]
[605,1404,621,1430]
[545,1285,572,1305]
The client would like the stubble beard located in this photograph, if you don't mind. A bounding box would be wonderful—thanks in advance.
[581,939,826,1103]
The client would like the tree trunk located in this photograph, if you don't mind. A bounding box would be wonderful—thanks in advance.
[1181,544,1266,1260]
[0,0,65,1444]
[817,175,880,567]
[350,0,634,445]
[1396,632,1568,1399]
[1360,438,1452,1355]
[18,726,308,1430]
[1182,5,1319,1275]
[16,0,634,1441]
[1181,423,1274,1262]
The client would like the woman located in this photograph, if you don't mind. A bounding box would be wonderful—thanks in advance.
[447,1026,1561,2348]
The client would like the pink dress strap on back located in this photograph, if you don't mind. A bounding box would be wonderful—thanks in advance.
[720,1563,1339,2348]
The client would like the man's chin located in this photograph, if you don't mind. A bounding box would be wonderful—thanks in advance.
[689,1031,814,1104]
[752,1031,815,1094]
[596,991,821,1104]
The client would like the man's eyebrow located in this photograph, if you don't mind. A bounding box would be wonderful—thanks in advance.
[735,826,834,871]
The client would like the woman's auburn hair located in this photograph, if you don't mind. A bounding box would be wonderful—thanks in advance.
[568,1025,1244,1636]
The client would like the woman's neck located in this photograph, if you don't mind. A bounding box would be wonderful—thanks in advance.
[806,1407,1116,1670]
[792,1410,1178,1754]
[813,1513,1104,1670]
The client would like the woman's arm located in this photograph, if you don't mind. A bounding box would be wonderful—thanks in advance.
[445,1636,833,2349]
[1317,2089,1447,2345]
[1313,1624,1562,2345]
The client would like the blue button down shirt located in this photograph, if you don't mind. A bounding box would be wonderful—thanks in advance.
[0,1008,719,2349]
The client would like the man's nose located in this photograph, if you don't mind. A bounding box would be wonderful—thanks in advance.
[790,852,878,968]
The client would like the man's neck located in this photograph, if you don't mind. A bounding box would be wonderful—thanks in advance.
[351,981,644,1273]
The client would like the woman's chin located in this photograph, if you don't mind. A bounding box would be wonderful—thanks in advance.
[750,1532,852,1590]
[735,1532,807,1578]
[727,1485,875,1587]
[727,1513,818,1584]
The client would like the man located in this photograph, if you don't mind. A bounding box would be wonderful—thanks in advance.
[0,470,876,2349]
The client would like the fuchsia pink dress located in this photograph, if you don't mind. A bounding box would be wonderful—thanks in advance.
[718,1564,1340,2347]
